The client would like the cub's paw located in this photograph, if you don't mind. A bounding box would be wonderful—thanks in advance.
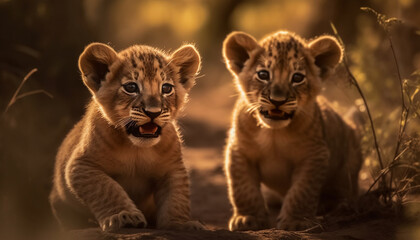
[276,217,317,231]
[100,210,147,232]
[160,220,206,231]
[178,220,206,230]
[229,214,268,231]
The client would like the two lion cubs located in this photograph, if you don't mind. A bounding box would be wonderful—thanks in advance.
[50,30,362,232]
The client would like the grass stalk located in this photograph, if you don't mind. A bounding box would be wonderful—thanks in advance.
[3,68,53,117]
[330,23,386,191]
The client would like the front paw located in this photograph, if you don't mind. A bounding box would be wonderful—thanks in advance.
[179,220,206,230]
[100,210,147,232]
[160,220,205,231]
[229,214,268,231]
[276,216,316,231]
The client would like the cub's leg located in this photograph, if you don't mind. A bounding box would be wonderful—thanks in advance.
[277,147,329,231]
[155,160,204,230]
[324,139,362,212]
[66,160,147,231]
[347,136,363,199]
[50,189,97,230]
[226,148,268,231]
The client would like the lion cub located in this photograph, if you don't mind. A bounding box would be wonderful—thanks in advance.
[223,31,363,231]
[50,42,204,231]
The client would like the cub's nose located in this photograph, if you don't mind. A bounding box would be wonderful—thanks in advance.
[142,108,162,119]
[269,97,287,107]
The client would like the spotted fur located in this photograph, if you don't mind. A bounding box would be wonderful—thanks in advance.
[223,31,363,231]
[49,43,204,231]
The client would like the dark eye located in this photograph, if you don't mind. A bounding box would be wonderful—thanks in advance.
[291,73,305,84]
[162,83,173,94]
[123,82,138,93]
[257,70,270,81]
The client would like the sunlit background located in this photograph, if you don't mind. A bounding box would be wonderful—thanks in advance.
[1,0,419,239]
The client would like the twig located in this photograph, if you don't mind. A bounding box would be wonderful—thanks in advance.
[4,68,38,115]
[360,7,411,197]
[393,173,420,198]
[367,166,391,193]
[3,68,53,116]
[367,145,410,193]
[330,23,386,184]
[394,185,420,195]
[387,33,410,190]
[15,89,54,101]
[357,7,418,203]
[346,66,384,170]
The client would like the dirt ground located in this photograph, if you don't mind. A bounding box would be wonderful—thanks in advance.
[66,84,420,240]
[66,144,419,240]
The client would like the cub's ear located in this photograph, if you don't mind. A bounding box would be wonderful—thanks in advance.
[308,36,343,78]
[171,44,201,92]
[223,31,261,75]
[78,43,118,93]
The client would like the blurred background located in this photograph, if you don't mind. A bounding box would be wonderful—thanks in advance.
[1,0,420,239]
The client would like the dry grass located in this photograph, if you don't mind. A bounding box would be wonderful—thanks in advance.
[333,7,420,217]
[2,68,53,117]
[2,6,419,240]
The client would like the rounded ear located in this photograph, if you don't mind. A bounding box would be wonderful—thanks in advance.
[78,43,118,93]
[171,44,201,91]
[222,31,260,75]
[308,36,343,78]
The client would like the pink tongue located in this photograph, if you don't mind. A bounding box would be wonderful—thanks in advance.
[139,122,158,134]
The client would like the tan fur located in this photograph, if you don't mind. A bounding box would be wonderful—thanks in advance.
[223,31,363,231]
[49,43,204,231]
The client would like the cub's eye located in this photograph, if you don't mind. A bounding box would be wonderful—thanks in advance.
[162,83,174,94]
[123,82,138,93]
[257,70,270,81]
[291,73,305,84]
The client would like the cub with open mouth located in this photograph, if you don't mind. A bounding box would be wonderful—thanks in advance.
[50,42,204,232]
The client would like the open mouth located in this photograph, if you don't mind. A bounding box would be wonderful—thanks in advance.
[259,109,295,120]
[125,121,161,138]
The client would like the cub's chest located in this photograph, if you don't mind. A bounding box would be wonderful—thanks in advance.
[107,149,167,197]
[252,130,305,163]
[109,148,167,177]
[251,130,306,194]
[258,156,293,195]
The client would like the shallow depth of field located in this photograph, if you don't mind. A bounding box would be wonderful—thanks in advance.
[0,0,420,239]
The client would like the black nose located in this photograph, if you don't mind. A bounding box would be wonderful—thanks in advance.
[269,97,287,107]
[142,108,162,119]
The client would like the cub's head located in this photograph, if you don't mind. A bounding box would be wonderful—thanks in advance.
[79,43,200,147]
[223,31,342,129]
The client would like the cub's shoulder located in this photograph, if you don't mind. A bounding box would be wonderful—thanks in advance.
[316,96,360,144]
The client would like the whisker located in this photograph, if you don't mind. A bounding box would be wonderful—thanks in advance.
[245,101,262,113]
[159,117,171,122]
[229,93,241,98]
[131,116,149,121]
[260,98,271,104]
[131,112,146,117]
[115,117,132,128]
[195,74,205,79]
[245,103,257,111]
[246,103,260,109]
[246,107,258,113]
